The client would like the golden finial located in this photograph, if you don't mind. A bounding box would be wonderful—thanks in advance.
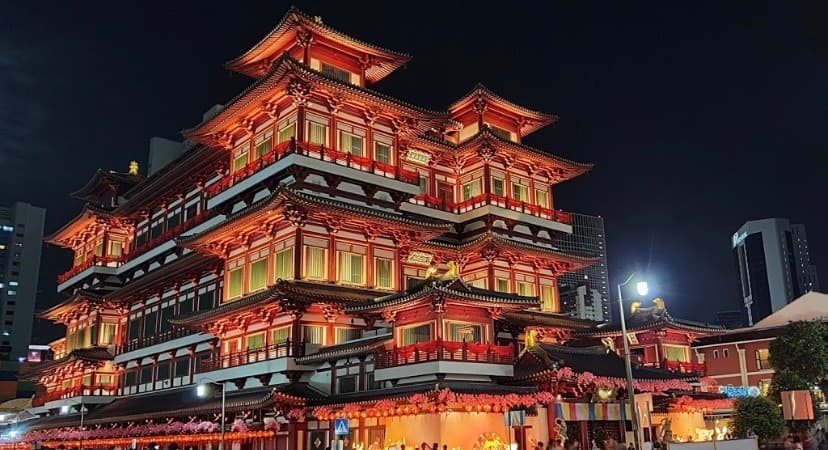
[128,161,140,175]
[313,16,323,24]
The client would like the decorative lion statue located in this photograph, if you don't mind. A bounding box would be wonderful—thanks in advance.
[630,298,667,319]
[440,261,460,280]
[601,337,615,352]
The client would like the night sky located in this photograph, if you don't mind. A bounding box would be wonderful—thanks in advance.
[2,2,826,344]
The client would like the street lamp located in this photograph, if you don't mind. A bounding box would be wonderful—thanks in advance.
[196,379,226,450]
[618,273,645,450]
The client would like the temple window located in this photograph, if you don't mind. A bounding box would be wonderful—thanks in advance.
[277,119,296,144]
[336,327,361,344]
[179,292,195,315]
[249,255,268,292]
[254,131,273,159]
[150,218,163,239]
[159,303,174,332]
[512,180,529,202]
[98,374,113,385]
[468,278,487,289]
[73,249,85,267]
[492,177,505,196]
[517,281,535,297]
[174,357,190,378]
[274,247,294,280]
[338,375,358,394]
[664,345,688,362]
[140,366,153,385]
[82,374,92,386]
[338,250,365,285]
[339,129,365,156]
[304,245,327,280]
[99,323,117,345]
[198,289,216,311]
[447,322,483,343]
[143,309,158,337]
[232,146,249,172]
[167,210,181,229]
[303,325,325,345]
[374,257,394,290]
[271,327,290,344]
[462,178,482,201]
[400,323,431,346]
[247,332,266,350]
[128,317,141,341]
[308,121,327,146]
[157,362,170,382]
[321,62,352,84]
[375,141,392,164]
[495,278,509,293]
[540,285,557,311]
[418,174,429,193]
[184,202,199,222]
[535,190,550,209]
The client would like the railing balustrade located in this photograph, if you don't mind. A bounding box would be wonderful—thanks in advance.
[412,193,573,225]
[197,340,304,372]
[374,339,514,369]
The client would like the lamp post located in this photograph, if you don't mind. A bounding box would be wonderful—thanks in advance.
[197,380,226,450]
[618,273,648,450]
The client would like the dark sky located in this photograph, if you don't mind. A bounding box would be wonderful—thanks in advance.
[2,1,827,344]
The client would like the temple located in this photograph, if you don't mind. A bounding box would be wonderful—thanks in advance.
[15,7,730,450]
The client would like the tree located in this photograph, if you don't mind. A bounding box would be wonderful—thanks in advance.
[732,396,785,441]
[769,321,828,398]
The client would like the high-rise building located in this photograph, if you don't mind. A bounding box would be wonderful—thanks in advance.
[0,202,46,362]
[732,218,820,326]
[556,213,610,321]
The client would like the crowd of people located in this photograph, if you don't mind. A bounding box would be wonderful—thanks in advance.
[536,434,635,450]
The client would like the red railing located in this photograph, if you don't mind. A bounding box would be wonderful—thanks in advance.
[662,360,706,376]
[206,139,420,197]
[57,255,123,284]
[412,193,573,224]
[124,210,216,263]
[116,327,199,355]
[374,339,515,369]
[32,385,117,407]
[198,340,304,373]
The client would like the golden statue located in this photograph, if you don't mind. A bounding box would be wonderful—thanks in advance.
[630,298,667,319]
[525,329,539,348]
[601,337,615,352]
[439,261,460,280]
[128,160,140,175]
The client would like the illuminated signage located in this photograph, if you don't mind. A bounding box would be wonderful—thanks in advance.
[719,385,760,398]
[407,251,433,266]
[732,232,747,247]
[406,149,431,165]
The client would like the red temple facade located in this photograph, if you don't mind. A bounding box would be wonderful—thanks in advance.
[17,8,728,450]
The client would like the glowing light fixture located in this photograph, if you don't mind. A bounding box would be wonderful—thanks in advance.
[636,281,649,296]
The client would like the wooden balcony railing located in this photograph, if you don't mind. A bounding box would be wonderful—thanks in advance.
[412,193,573,225]
[206,139,420,197]
[57,256,123,284]
[116,327,199,355]
[639,359,706,376]
[32,385,117,407]
[374,339,515,369]
[198,340,304,373]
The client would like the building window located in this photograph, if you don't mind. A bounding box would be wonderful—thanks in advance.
[228,267,244,299]
[468,278,487,289]
[274,248,293,280]
[303,325,325,345]
[375,142,392,164]
[540,285,557,311]
[338,251,364,285]
[339,131,364,156]
[418,174,429,193]
[664,345,688,362]
[140,366,153,385]
[100,323,117,345]
[337,375,358,394]
[321,63,351,83]
[713,350,719,359]
[249,258,268,292]
[492,178,505,196]
[271,327,290,344]
[535,190,550,208]
[198,291,215,311]
[143,311,157,338]
[517,281,535,296]
[304,246,327,280]
[512,183,529,202]
[400,324,431,346]
[233,150,249,172]
[755,348,771,370]
[336,328,361,344]
[278,122,296,144]
[247,333,266,350]
[125,371,137,387]
[309,122,327,146]
[157,362,170,381]
[109,241,123,258]
[448,322,482,343]
[462,179,482,201]
[174,358,190,378]
[367,372,383,390]
[375,258,393,290]
[255,133,273,159]
[496,278,509,293]
[723,348,729,359]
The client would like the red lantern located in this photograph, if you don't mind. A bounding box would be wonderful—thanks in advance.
[465,405,473,412]
[437,404,447,412]
[483,405,492,412]
[492,405,502,413]
[428,404,437,413]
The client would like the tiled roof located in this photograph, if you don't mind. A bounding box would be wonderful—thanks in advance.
[44,204,116,246]
[38,290,107,320]
[296,334,392,364]
[70,169,143,202]
[448,84,558,135]
[19,347,113,380]
[505,310,597,330]
[345,278,540,313]
[311,381,537,406]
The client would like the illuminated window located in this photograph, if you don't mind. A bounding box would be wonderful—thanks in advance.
[309,122,327,146]
[277,123,296,144]
[98,374,113,385]
[664,345,688,362]
[109,241,123,258]
[400,324,431,346]
[254,133,273,159]
[496,278,509,293]
[375,142,392,164]
[336,328,361,344]
[74,249,85,267]
[100,323,117,345]
[82,374,92,386]
[247,333,265,350]
[535,190,550,208]
[468,278,487,289]
[340,131,364,156]
[228,267,244,299]
[418,174,429,193]
[233,151,249,172]
[6,291,15,296]
[95,240,104,257]
[304,246,327,280]
[303,325,325,345]
[517,281,535,296]
[271,327,290,344]
[249,258,268,292]
[755,348,771,370]
[448,322,482,343]
[375,258,393,289]
[338,251,364,285]
[321,63,351,83]
[541,285,557,311]
[512,183,529,202]
[462,179,482,201]
[274,248,294,280]
[492,178,505,196]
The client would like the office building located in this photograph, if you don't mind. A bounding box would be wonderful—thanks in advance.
[732,218,820,326]
[556,213,610,321]
[0,202,46,362]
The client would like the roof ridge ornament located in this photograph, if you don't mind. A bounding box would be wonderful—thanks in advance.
[128,161,140,176]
